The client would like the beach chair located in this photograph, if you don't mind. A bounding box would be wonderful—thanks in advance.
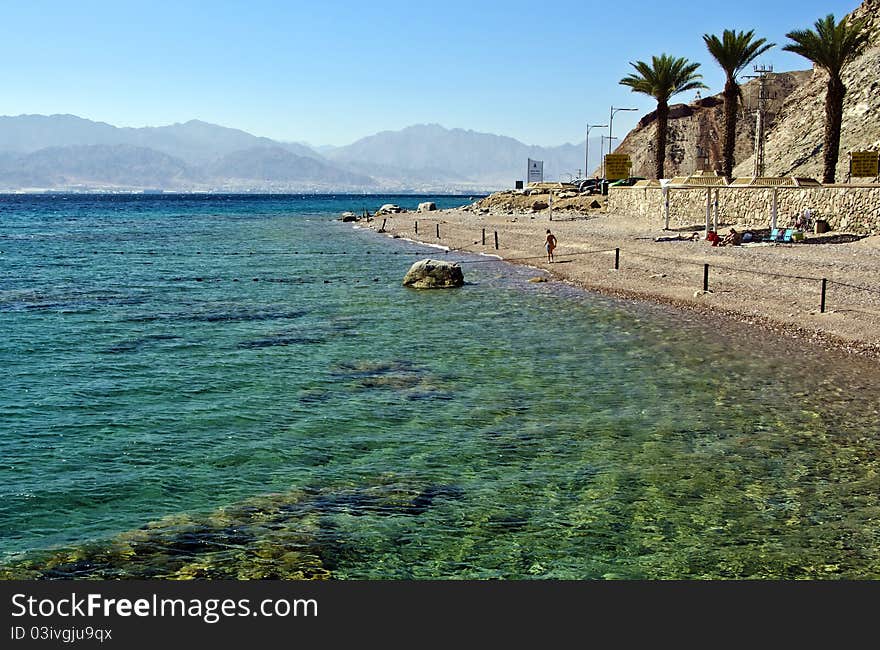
[763,228,782,243]
[781,228,795,243]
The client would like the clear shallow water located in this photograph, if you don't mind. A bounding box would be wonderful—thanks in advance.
[2,194,879,579]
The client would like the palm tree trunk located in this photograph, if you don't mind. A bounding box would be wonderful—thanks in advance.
[722,79,738,180]
[655,100,668,179]
[823,74,845,184]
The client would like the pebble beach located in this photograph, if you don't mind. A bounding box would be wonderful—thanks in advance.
[367,204,880,358]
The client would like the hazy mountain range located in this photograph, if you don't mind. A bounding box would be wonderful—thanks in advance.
[0,114,601,192]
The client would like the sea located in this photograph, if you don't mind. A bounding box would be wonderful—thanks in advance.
[1,193,879,579]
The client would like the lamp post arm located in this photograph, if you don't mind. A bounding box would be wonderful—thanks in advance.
[609,107,638,157]
[609,108,615,156]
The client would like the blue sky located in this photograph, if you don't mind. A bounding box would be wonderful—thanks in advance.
[1,0,863,146]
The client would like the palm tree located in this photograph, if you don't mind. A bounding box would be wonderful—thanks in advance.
[620,55,706,179]
[783,14,869,184]
[703,30,774,180]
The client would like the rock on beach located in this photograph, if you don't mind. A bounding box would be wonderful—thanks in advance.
[402,259,464,289]
[377,204,403,215]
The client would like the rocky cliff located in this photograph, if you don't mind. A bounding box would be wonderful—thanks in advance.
[733,0,880,181]
[612,72,810,179]
[613,0,879,182]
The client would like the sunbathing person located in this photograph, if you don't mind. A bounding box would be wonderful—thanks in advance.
[720,228,742,246]
[654,232,700,242]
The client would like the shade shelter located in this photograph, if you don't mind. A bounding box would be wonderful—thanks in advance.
[728,177,822,229]
[661,174,821,233]
[663,171,728,233]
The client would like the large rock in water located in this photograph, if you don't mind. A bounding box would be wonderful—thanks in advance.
[402,259,464,289]
[417,201,437,212]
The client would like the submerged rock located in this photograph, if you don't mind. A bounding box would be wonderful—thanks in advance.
[0,478,464,580]
[330,359,419,378]
[402,259,464,289]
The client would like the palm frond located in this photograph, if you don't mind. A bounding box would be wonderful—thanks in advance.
[704,29,775,81]
[783,14,869,75]
[618,53,707,103]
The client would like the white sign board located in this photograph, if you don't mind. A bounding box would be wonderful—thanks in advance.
[527,159,544,183]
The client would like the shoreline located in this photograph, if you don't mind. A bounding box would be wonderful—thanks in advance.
[363,206,880,360]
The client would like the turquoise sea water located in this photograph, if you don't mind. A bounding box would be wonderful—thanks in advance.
[2,194,879,579]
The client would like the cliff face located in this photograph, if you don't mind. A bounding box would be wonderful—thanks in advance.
[734,0,880,180]
[612,72,809,179]
[613,0,878,181]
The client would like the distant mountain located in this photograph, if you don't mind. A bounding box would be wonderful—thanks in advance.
[0,115,605,192]
[0,115,372,191]
[0,144,198,189]
[326,124,598,186]
[124,120,321,165]
[207,146,374,185]
[0,115,320,165]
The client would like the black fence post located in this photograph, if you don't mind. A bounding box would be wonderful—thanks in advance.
[415,221,418,235]
[381,218,386,232]
[820,278,827,313]
[436,223,440,239]
[494,231,499,250]
[482,228,486,246]
[614,248,620,270]
[703,264,709,292]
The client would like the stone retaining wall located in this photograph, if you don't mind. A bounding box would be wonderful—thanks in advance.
[607,185,880,233]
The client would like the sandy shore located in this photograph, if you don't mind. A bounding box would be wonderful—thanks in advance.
[363,205,880,358]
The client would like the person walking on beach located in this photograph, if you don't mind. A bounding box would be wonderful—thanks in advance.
[545,229,557,263]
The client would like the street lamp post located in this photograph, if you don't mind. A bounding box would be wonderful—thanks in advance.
[608,106,638,156]
[585,123,607,180]
[604,106,637,182]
